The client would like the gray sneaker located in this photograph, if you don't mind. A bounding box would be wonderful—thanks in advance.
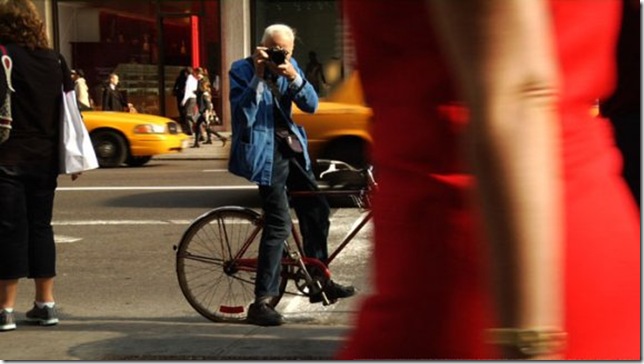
[25,303,59,326]
[0,309,16,331]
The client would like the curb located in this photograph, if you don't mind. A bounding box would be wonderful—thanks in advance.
[155,135,231,161]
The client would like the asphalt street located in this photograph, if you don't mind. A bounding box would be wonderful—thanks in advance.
[2,143,375,360]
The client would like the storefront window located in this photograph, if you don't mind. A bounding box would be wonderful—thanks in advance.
[159,0,202,13]
[55,0,221,119]
[252,0,346,97]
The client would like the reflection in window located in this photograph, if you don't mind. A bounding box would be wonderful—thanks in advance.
[56,0,218,118]
[252,0,346,97]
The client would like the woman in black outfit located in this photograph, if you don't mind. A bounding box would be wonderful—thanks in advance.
[193,78,227,147]
[0,0,77,331]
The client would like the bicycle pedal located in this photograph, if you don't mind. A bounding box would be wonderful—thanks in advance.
[309,292,337,305]
[322,298,338,306]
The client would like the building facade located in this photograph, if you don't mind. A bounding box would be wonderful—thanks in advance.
[31,0,350,131]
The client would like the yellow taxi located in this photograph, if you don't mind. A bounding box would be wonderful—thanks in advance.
[81,111,188,167]
[292,72,373,168]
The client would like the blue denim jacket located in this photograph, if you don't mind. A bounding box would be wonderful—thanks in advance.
[228,57,318,185]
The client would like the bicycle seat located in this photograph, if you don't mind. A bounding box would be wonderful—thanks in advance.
[317,159,367,189]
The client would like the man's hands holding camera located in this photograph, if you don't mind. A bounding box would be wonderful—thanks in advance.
[253,46,298,82]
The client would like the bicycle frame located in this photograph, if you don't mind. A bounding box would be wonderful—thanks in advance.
[226,186,373,283]
[229,189,370,256]
[175,165,378,317]
[288,188,373,265]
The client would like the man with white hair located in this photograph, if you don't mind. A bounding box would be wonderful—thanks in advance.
[228,24,356,326]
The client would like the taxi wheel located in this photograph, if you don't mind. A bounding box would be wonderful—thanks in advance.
[92,130,128,168]
[126,156,152,167]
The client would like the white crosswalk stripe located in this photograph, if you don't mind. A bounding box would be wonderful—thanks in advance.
[56,185,256,191]
[52,220,193,226]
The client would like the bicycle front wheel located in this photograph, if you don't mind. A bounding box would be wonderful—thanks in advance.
[176,206,286,322]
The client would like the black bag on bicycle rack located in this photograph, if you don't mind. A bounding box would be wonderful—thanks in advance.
[321,169,367,189]
[318,160,368,190]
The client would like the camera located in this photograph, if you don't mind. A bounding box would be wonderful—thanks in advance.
[266,47,288,65]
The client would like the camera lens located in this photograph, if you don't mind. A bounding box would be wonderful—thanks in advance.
[268,48,286,65]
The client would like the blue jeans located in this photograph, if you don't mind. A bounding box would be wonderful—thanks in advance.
[255,142,330,298]
[0,165,58,280]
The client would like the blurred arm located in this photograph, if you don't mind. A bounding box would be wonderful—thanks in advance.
[426,0,564,347]
[285,60,318,114]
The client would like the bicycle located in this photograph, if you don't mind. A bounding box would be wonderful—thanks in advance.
[173,160,376,323]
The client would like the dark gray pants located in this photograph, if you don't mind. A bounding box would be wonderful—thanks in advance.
[255,142,330,298]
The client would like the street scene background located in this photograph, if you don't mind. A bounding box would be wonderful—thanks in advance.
[5,149,374,360]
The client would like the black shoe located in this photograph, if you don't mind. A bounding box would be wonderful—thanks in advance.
[203,140,213,145]
[309,281,356,304]
[247,302,284,326]
[191,144,200,148]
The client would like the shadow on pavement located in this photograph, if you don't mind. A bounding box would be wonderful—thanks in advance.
[104,189,361,209]
[105,190,263,209]
[59,318,346,360]
[2,313,348,360]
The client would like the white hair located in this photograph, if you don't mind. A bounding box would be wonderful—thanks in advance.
[261,24,295,45]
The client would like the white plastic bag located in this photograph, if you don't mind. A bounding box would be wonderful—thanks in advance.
[59,88,98,174]
[0,44,14,144]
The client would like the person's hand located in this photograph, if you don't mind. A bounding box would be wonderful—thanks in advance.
[252,46,269,78]
[269,60,298,82]
[71,173,81,181]
[254,46,298,81]
[0,125,10,144]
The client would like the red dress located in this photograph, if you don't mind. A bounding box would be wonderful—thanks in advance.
[340,0,640,359]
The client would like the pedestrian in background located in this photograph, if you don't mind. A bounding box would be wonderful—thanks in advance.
[71,69,91,110]
[0,0,80,332]
[181,67,199,136]
[340,0,639,359]
[193,75,227,147]
[206,107,228,147]
[304,51,327,95]
[172,67,190,134]
[228,23,355,327]
[197,67,228,145]
[192,76,212,147]
[101,73,127,111]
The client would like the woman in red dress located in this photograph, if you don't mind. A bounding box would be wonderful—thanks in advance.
[340,0,639,359]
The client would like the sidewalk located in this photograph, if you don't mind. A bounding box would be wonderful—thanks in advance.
[1,318,350,360]
[1,131,361,360]
[155,133,231,161]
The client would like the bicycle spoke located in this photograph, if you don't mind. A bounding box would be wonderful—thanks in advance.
[175,207,281,322]
[176,178,377,322]
[217,215,233,260]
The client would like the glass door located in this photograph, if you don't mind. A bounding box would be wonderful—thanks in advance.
[158,14,194,119]
[158,1,222,122]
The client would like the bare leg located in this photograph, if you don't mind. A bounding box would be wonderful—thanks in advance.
[0,279,18,309]
[35,278,55,303]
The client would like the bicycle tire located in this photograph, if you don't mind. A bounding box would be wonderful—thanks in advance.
[175,206,287,322]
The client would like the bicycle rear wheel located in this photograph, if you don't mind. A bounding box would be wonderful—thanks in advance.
[175,206,287,322]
